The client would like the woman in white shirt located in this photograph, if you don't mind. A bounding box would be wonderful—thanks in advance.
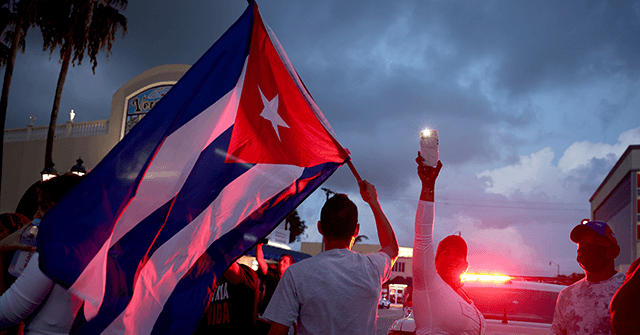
[412,153,485,335]
[0,174,83,335]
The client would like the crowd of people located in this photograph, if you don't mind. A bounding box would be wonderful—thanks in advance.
[0,154,638,334]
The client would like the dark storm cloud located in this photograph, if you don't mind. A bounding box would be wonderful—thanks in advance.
[6,0,637,127]
[278,0,640,111]
[3,0,636,192]
[597,88,639,131]
[4,1,247,128]
[419,0,640,96]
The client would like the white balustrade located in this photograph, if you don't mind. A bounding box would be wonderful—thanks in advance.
[3,120,109,142]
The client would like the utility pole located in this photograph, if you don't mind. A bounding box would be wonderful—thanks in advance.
[549,261,560,277]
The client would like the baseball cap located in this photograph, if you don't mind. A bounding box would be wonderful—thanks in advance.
[436,235,468,259]
[570,220,617,246]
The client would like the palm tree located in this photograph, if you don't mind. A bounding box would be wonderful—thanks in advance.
[354,235,369,244]
[38,0,127,169]
[1,0,37,205]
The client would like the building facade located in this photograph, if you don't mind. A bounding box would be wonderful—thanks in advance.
[590,145,640,272]
[3,63,302,261]
[1,64,189,213]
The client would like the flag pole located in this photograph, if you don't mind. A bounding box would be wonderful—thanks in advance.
[346,159,362,183]
[344,149,362,182]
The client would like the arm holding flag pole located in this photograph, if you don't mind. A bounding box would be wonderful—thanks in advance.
[359,180,399,262]
[344,149,397,261]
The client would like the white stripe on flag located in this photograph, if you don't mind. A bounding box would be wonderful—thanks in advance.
[102,163,304,335]
[74,59,248,317]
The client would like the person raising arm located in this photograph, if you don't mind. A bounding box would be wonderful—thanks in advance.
[263,180,398,335]
[412,152,485,335]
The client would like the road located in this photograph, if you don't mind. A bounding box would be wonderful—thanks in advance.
[376,307,404,335]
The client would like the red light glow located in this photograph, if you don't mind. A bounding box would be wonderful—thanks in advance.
[461,272,511,283]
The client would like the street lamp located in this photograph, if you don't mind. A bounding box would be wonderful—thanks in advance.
[40,162,58,181]
[549,261,560,277]
[70,157,86,176]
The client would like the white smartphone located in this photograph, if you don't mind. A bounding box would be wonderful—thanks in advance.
[420,129,439,167]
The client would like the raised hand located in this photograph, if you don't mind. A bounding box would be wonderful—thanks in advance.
[0,224,37,252]
[359,180,379,206]
[417,152,442,201]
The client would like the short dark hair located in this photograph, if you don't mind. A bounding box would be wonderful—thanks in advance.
[279,254,294,263]
[320,194,358,240]
[37,173,84,211]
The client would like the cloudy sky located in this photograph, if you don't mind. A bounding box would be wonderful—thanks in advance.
[4,0,640,276]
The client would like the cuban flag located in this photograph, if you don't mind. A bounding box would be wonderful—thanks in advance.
[37,2,348,334]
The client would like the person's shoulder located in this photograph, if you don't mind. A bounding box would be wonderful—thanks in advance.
[238,263,259,281]
[611,271,626,285]
[361,250,392,264]
[559,278,585,295]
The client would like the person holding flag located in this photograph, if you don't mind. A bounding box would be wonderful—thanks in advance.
[262,180,399,335]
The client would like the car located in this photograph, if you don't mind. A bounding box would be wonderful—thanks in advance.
[379,295,391,309]
[387,275,566,335]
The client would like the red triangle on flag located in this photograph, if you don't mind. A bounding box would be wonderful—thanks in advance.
[226,8,348,168]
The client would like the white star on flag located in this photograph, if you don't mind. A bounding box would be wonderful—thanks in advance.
[259,86,289,141]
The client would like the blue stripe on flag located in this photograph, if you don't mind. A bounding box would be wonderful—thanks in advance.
[38,2,255,288]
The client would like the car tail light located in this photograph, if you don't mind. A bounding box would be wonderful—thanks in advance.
[388,331,412,335]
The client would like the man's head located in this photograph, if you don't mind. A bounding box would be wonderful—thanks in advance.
[278,254,294,274]
[318,194,359,242]
[36,173,84,216]
[435,235,468,289]
[570,220,620,274]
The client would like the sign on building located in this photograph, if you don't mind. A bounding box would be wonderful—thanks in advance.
[125,85,173,135]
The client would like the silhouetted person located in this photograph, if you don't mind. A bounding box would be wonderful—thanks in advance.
[0,213,30,294]
[256,242,293,315]
[195,261,259,334]
[412,153,485,334]
[609,256,640,335]
[551,220,624,335]
[255,242,295,334]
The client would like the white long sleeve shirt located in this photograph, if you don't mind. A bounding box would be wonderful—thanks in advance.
[412,200,485,335]
[0,253,75,335]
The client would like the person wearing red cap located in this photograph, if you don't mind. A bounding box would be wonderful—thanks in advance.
[551,220,625,335]
[412,153,485,335]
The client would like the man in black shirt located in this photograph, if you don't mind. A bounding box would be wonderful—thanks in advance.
[196,261,259,334]
[255,241,294,315]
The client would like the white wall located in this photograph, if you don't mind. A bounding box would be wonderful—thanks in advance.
[1,64,190,214]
